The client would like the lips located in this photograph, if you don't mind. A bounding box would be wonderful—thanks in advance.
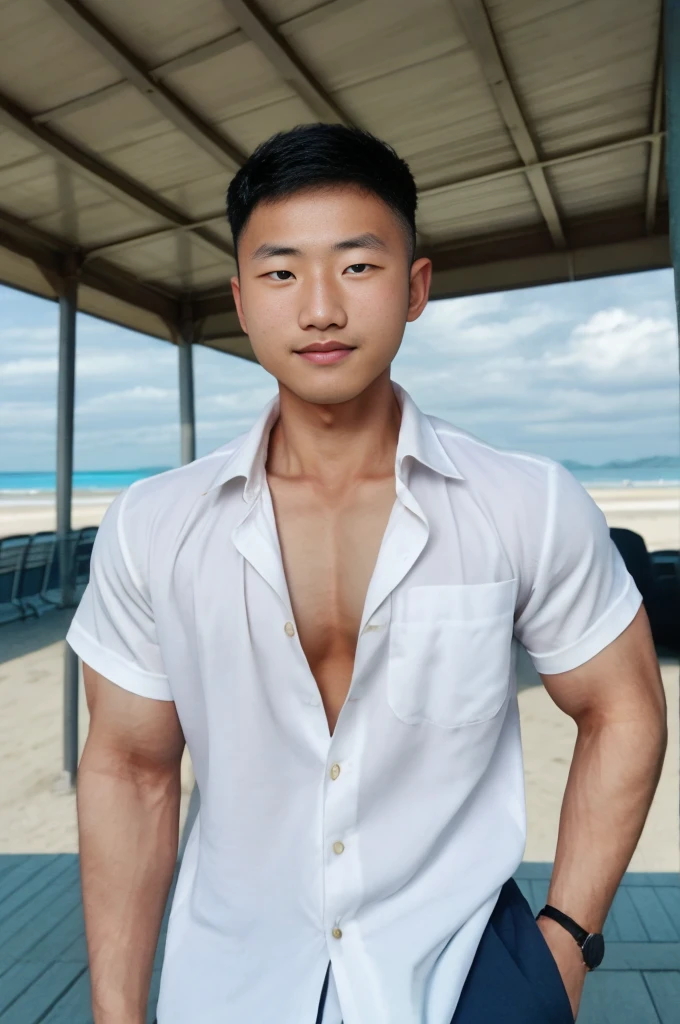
[295,340,356,365]
[296,341,353,353]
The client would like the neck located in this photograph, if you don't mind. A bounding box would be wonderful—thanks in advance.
[266,371,401,489]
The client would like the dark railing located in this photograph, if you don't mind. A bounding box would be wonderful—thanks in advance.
[608,529,679,651]
[0,526,98,624]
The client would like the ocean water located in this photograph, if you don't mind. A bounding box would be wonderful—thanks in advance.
[0,469,170,496]
[0,462,678,497]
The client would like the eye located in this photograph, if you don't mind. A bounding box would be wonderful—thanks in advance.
[345,263,373,274]
[267,270,294,281]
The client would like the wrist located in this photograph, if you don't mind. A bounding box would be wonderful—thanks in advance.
[537,914,584,949]
[94,1016,145,1024]
[93,997,146,1024]
[536,906,605,970]
[94,1014,145,1024]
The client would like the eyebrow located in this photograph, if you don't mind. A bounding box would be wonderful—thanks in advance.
[249,232,389,261]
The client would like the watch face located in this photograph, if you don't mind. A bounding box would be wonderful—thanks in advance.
[582,932,605,969]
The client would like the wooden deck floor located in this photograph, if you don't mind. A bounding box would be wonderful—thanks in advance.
[0,856,677,1022]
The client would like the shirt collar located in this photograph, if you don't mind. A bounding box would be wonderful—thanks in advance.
[203,381,464,501]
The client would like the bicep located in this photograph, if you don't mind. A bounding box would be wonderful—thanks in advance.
[538,604,666,725]
[82,662,185,774]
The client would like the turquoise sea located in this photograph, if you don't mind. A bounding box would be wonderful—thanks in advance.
[0,469,171,496]
[0,458,678,497]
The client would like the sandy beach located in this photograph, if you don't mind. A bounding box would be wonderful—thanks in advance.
[0,490,122,538]
[0,484,678,865]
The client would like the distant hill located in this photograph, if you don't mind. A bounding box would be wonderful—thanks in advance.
[562,456,680,471]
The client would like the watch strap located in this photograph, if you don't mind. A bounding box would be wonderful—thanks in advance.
[536,904,589,946]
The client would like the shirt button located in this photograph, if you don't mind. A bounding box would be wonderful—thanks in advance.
[330,763,341,780]
[332,927,343,939]
[284,621,295,637]
[332,841,345,855]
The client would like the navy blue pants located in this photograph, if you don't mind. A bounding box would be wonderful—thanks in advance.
[315,878,574,1023]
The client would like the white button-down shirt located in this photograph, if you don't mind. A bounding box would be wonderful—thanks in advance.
[66,383,642,1024]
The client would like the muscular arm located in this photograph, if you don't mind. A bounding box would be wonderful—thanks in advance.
[536,604,668,1014]
[78,663,185,1024]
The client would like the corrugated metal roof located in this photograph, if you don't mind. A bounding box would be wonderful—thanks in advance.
[0,0,667,360]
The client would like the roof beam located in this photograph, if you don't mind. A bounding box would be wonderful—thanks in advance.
[34,33,246,124]
[450,0,566,248]
[34,0,365,126]
[43,0,246,173]
[645,24,665,233]
[81,130,664,260]
[0,90,234,262]
[83,214,235,263]
[429,235,670,301]
[423,131,665,199]
[219,0,351,124]
[0,208,179,322]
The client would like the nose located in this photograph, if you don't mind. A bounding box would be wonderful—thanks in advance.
[298,269,348,333]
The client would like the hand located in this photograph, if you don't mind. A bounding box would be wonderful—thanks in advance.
[536,915,588,1021]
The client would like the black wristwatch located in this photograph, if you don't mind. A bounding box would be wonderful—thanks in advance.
[536,905,605,970]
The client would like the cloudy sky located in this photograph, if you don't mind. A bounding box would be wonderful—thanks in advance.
[1,268,679,472]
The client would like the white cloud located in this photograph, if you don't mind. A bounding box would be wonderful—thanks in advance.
[547,308,677,380]
[0,326,57,343]
[0,402,57,427]
[0,356,58,378]
[79,386,177,409]
[406,294,559,355]
[0,350,175,379]
[200,386,277,413]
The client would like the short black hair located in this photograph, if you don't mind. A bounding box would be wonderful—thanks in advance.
[226,123,418,266]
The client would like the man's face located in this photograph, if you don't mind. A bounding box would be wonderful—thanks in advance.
[230,185,432,405]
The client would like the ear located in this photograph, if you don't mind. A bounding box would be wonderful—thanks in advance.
[230,275,248,335]
[406,257,432,323]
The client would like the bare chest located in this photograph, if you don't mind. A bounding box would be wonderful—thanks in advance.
[267,477,395,734]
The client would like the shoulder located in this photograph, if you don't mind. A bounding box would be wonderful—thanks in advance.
[427,412,562,497]
[425,414,600,582]
[99,434,249,572]
[130,437,244,505]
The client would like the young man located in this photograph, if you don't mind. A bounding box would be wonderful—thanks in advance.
[66,124,667,1024]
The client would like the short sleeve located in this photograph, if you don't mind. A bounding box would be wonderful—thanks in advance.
[65,486,173,700]
[513,461,643,675]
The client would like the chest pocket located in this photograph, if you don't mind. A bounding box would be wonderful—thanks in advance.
[387,579,518,728]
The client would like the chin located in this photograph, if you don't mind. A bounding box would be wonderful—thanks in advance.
[295,382,366,406]
[281,371,378,407]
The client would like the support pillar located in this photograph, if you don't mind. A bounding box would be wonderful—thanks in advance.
[667,1,680,322]
[665,0,680,485]
[178,306,196,465]
[178,305,198,854]
[56,262,79,791]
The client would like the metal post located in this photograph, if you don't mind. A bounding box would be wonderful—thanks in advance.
[178,304,198,853]
[665,0,680,495]
[57,273,77,607]
[178,306,196,465]
[667,0,680,323]
[56,262,79,791]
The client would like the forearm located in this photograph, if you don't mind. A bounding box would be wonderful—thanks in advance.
[77,743,181,1023]
[546,707,667,931]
